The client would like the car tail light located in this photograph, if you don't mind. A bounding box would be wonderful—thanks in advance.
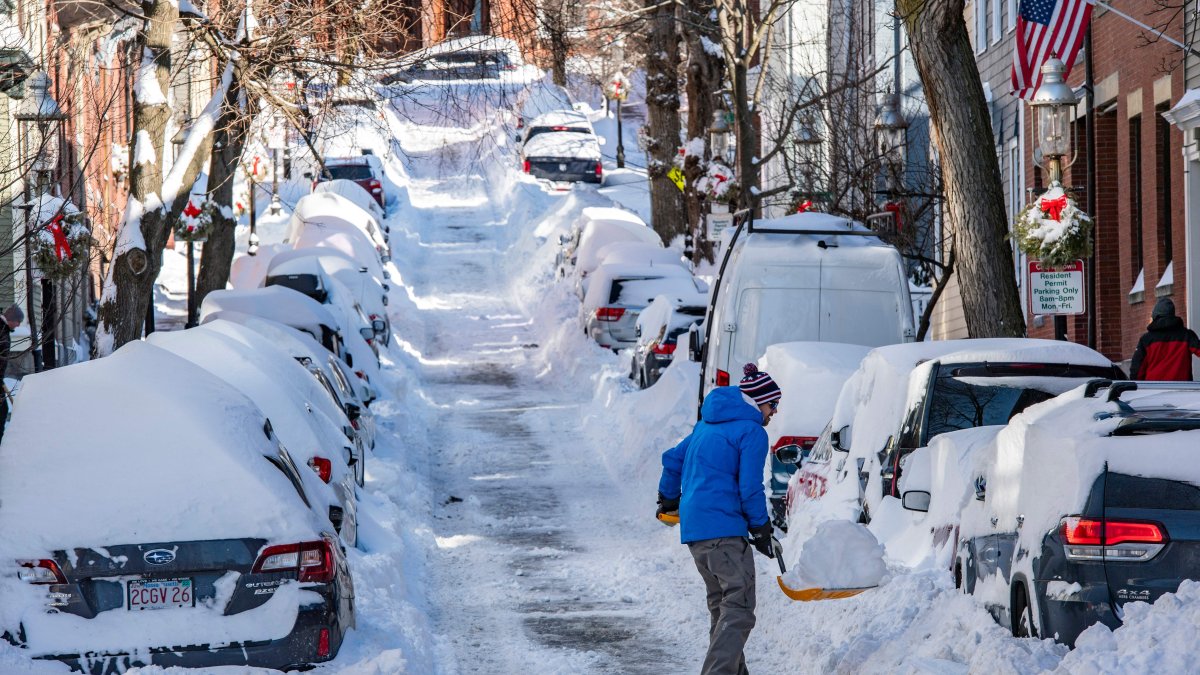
[716,369,730,387]
[368,179,382,194]
[317,627,331,657]
[17,559,66,585]
[350,417,360,431]
[253,539,336,582]
[552,125,570,131]
[595,161,603,178]
[308,456,333,483]
[355,370,366,381]
[772,436,817,454]
[595,307,625,322]
[516,118,524,129]
[1061,517,1167,562]
[523,159,531,173]
[652,342,676,355]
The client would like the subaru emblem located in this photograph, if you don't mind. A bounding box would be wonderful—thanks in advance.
[143,549,175,566]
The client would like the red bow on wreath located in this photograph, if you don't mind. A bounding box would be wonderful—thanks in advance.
[796,200,813,213]
[1040,194,1068,221]
[46,214,72,262]
[183,199,202,219]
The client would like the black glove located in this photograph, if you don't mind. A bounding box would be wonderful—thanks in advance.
[748,522,774,558]
[656,493,680,517]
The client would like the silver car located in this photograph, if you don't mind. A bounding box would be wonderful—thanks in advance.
[582,265,703,351]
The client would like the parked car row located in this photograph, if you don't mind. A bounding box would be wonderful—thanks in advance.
[0,165,395,673]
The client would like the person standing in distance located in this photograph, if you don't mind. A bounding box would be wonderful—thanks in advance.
[1129,298,1200,381]
[0,305,24,441]
[656,363,782,675]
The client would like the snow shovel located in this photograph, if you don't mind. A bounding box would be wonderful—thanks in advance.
[656,511,679,526]
[772,537,874,601]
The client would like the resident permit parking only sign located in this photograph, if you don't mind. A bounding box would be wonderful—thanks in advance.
[1028,260,1085,315]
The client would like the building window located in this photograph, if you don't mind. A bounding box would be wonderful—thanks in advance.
[1129,115,1144,272]
[1155,102,1173,266]
[975,0,988,53]
[993,0,1004,44]
[1008,0,1017,31]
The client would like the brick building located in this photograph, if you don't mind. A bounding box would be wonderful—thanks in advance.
[1021,2,1188,367]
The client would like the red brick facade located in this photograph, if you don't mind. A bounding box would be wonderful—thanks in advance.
[1023,2,1187,365]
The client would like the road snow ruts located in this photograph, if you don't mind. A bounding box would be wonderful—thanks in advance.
[393,144,676,673]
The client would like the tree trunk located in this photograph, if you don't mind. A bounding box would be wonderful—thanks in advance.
[899,0,1024,337]
[95,0,208,355]
[196,71,251,306]
[644,0,687,244]
[683,1,724,263]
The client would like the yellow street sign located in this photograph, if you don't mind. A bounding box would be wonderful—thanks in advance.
[667,167,685,192]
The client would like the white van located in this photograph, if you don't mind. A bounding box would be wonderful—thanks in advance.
[698,212,914,402]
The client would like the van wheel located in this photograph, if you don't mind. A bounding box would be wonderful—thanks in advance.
[1012,585,1038,638]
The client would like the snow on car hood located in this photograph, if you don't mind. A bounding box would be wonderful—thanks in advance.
[522,131,601,160]
[0,341,326,556]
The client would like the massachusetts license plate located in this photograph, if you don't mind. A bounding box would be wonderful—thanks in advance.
[128,578,195,611]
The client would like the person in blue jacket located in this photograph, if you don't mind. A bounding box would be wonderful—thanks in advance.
[657,363,781,675]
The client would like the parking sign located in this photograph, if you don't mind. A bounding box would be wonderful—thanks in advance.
[1028,260,1085,315]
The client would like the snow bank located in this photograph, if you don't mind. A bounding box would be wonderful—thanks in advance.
[785,520,886,590]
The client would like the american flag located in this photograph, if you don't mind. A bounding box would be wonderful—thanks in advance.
[1011,0,1095,99]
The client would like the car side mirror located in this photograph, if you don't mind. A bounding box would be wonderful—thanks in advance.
[361,385,375,404]
[688,327,702,362]
[359,326,374,341]
[372,319,386,334]
[303,171,313,180]
[344,403,362,423]
[381,255,392,264]
[559,234,569,245]
[775,444,803,465]
[831,425,851,452]
[974,476,987,501]
[382,294,389,306]
[514,134,522,143]
[902,490,931,512]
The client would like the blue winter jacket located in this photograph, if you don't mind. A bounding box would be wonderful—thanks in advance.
[658,386,770,544]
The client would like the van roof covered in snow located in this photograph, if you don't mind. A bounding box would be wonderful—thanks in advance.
[0,341,325,553]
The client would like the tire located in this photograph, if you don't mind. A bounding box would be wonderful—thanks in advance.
[954,562,963,591]
[1012,584,1038,638]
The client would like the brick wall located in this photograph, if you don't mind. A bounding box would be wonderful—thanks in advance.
[1023,1,1186,365]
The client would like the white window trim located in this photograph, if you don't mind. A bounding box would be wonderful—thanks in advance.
[1008,0,1018,32]
[992,0,1004,44]
[975,0,987,54]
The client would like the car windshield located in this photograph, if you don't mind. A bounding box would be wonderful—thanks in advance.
[921,361,1119,443]
[325,165,373,181]
[609,277,695,306]
[526,125,589,141]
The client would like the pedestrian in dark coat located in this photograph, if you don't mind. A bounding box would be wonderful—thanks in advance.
[1129,298,1200,381]
[0,304,24,441]
[657,363,782,675]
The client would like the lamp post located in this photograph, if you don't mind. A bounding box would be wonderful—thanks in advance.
[604,71,631,169]
[15,71,66,372]
[171,121,200,328]
[873,91,908,235]
[1028,55,1080,340]
[709,107,732,167]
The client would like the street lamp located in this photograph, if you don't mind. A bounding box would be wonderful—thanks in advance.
[709,107,732,166]
[171,122,201,329]
[15,71,66,372]
[1028,56,1078,186]
[873,90,908,193]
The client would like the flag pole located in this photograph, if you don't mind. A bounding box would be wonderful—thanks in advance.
[1085,24,1097,350]
[1093,0,1200,57]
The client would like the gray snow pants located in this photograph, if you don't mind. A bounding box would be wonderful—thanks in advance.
[688,536,756,675]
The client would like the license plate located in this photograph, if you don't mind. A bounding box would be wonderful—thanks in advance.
[128,577,195,611]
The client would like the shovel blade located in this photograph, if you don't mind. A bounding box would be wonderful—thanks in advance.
[776,577,874,601]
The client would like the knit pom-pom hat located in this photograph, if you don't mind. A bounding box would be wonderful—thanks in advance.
[739,363,782,405]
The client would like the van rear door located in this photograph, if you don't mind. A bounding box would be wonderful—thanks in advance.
[819,263,906,346]
[730,287,819,371]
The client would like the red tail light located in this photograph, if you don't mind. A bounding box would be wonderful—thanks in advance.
[350,417,360,431]
[651,342,676,355]
[367,179,382,194]
[595,161,603,178]
[317,627,331,657]
[552,125,570,131]
[253,538,336,583]
[1062,518,1166,546]
[716,369,730,386]
[771,436,818,454]
[17,559,67,585]
[354,370,366,380]
[595,307,625,322]
[308,456,333,483]
[523,159,531,173]
[517,118,524,129]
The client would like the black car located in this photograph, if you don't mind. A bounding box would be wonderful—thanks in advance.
[630,304,705,388]
[954,380,1200,646]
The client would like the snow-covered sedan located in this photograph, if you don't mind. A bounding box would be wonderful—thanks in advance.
[520,111,604,185]
[0,342,354,671]
[948,380,1200,646]
[582,263,703,352]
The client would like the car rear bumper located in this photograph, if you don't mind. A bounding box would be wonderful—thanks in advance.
[1032,578,1120,647]
[32,607,342,674]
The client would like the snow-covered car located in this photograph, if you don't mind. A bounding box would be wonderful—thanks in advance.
[945,380,1200,646]
[630,293,707,389]
[313,178,387,230]
[268,248,391,346]
[555,206,647,279]
[519,109,594,145]
[784,339,1123,532]
[292,225,390,285]
[148,323,361,545]
[522,131,604,185]
[759,341,871,530]
[0,342,354,670]
[314,155,386,214]
[203,311,378,452]
[582,263,702,351]
[286,191,389,263]
[570,218,662,297]
[198,286,349,365]
[382,35,523,83]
